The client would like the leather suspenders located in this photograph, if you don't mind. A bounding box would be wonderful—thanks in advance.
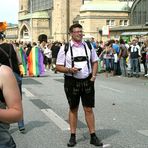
[69,44,91,73]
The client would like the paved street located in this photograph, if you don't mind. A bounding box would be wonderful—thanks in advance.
[11,71,148,148]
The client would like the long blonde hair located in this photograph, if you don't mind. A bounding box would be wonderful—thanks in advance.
[144,38,148,47]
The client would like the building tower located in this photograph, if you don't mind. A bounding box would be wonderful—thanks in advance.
[18,0,82,42]
[19,0,29,16]
[51,0,81,42]
[18,0,51,42]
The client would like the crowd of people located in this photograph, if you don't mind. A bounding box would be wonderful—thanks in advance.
[0,38,62,78]
[90,37,148,78]
[0,21,148,147]
[1,32,148,79]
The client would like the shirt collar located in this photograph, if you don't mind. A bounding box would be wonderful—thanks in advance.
[70,40,85,47]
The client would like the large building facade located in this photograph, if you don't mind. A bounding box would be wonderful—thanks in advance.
[110,0,148,42]
[78,0,132,41]
[6,0,148,43]
[5,0,131,42]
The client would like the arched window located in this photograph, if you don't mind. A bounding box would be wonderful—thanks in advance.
[131,0,148,25]
[20,26,29,39]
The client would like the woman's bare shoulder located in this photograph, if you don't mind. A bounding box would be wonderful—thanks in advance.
[0,65,13,77]
[0,65,14,87]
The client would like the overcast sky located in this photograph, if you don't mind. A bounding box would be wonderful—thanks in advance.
[0,0,19,24]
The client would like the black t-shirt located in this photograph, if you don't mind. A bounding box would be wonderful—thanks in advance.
[51,45,60,58]
[0,65,4,103]
[0,90,4,103]
[97,46,103,56]
[0,43,20,75]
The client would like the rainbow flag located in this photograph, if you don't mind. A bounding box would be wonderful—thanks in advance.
[27,46,45,76]
[19,47,27,75]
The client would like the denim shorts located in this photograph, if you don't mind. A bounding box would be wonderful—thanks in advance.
[104,58,114,72]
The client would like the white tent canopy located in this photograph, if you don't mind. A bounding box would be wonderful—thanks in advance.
[121,32,148,36]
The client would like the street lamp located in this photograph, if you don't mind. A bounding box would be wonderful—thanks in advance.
[30,0,33,43]
[66,0,70,42]
[127,0,129,7]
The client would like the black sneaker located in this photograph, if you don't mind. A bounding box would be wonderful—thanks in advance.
[135,74,140,78]
[67,137,76,147]
[19,127,26,134]
[90,136,103,146]
[128,74,133,77]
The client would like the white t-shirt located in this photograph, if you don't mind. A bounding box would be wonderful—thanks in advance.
[56,40,98,79]
[44,47,52,58]
[130,44,141,56]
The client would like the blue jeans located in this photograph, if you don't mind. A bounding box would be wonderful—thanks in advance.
[120,57,127,76]
[18,120,25,129]
[130,58,139,75]
[13,72,25,129]
[104,59,114,72]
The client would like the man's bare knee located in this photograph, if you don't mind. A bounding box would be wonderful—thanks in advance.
[84,107,93,115]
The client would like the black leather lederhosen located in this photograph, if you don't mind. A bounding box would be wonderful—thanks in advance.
[64,45,95,109]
